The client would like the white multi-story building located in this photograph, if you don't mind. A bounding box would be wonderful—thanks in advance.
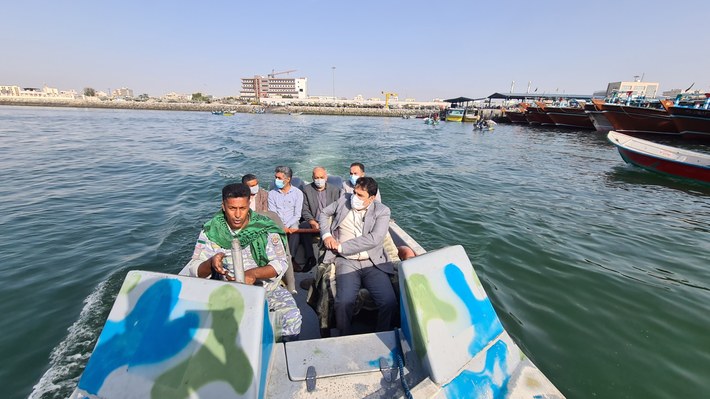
[240,76,307,100]
[112,87,134,98]
[606,79,659,98]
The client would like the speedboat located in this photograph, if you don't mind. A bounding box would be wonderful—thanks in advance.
[70,205,565,398]
[607,130,710,184]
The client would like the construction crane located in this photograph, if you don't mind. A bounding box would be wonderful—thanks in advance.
[382,91,398,109]
[268,69,296,78]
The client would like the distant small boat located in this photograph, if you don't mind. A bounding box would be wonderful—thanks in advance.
[424,117,439,125]
[445,108,465,122]
[462,110,480,123]
[289,112,303,116]
[223,111,234,116]
[211,111,224,115]
[607,130,710,184]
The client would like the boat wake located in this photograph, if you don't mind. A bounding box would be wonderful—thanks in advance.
[29,279,110,399]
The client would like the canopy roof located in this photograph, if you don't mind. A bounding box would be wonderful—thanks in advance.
[487,92,593,100]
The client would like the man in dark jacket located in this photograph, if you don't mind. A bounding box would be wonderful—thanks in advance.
[301,166,341,270]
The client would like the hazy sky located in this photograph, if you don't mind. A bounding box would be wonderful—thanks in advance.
[2,0,708,100]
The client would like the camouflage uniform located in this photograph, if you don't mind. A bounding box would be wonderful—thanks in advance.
[182,230,302,339]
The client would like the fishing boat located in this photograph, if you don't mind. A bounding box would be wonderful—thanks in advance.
[584,102,614,132]
[593,99,678,136]
[661,95,710,142]
[212,111,224,115]
[543,102,595,130]
[607,130,710,184]
[462,109,480,123]
[524,104,555,126]
[503,103,530,124]
[445,108,465,122]
[423,117,439,125]
[70,216,564,398]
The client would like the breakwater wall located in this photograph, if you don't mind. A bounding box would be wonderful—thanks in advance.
[0,97,502,118]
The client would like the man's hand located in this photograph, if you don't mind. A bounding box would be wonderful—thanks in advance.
[323,236,339,251]
[211,253,235,281]
[309,220,320,230]
[284,227,296,234]
[244,269,257,285]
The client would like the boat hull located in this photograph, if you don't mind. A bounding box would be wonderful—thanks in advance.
[70,224,566,399]
[545,107,595,129]
[600,103,678,135]
[525,107,555,125]
[506,111,528,123]
[445,108,465,122]
[667,106,710,141]
[608,131,710,184]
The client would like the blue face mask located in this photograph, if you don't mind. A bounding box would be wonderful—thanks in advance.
[274,179,285,189]
[349,174,360,186]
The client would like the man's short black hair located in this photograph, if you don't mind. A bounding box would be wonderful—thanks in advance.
[241,174,257,184]
[222,183,251,201]
[350,162,365,172]
[355,176,378,197]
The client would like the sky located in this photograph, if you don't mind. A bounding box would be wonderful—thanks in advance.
[2,0,709,101]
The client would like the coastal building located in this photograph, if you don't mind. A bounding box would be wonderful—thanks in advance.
[0,85,21,96]
[240,76,308,100]
[606,79,659,98]
[112,87,134,98]
[163,92,191,102]
[0,85,76,98]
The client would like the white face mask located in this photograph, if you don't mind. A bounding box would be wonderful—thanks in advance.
[314,178,326,188]
[351,194,367,210]
[249,185,259,195]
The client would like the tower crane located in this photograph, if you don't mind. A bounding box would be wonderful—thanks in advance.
[268,69,297,78]
[382,91,398,109]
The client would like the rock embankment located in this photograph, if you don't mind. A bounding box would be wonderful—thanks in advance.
[0,97,444,117]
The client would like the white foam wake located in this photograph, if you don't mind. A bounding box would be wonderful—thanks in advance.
[29,279,109,399]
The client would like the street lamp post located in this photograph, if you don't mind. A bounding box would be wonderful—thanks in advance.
[331,66,336,101]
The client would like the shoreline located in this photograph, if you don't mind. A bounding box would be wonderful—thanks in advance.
[0,97,446,118]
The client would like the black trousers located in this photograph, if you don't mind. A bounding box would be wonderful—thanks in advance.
[334,257,397,336]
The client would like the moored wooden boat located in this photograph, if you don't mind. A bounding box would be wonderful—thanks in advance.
[503,103,530,124]
[70,220,565,398]
[585,102,614,132]
[544,103,595,130]
[594,99,678,136]
[607,130,710,184]
[524,104,555,126]
[661,97,710,142]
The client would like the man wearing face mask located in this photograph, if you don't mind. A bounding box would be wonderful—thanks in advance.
[268,165,304,270]
[342,162,381,202]
[319,176,396,336]
[300,166,342,271]
[241,174,268,212]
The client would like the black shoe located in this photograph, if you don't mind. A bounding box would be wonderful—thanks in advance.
[302,257,317,273]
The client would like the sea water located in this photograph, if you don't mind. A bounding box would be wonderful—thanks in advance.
[0,106,708,399]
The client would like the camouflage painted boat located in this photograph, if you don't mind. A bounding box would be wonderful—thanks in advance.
[70,222,564,399]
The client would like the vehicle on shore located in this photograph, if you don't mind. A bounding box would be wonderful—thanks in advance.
[608,130,710,184]
[69,201,564,398]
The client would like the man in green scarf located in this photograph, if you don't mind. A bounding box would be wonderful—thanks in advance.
[180,183,301,340]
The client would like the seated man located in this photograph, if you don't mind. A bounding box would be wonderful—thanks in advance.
[300,166,342,270]
[319,176,397,336]
[181,183,301,341]
[241,173,268,212]
[268,165,304,270]
[342,162,381,202]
